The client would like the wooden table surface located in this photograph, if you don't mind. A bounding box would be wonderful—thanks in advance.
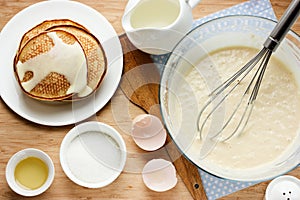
[0,0,299,199]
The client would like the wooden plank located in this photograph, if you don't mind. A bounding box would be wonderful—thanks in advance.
[119,34,207,200]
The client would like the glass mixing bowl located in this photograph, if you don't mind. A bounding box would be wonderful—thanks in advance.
[160,15,300,181]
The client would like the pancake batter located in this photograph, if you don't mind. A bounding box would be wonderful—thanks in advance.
[171,46,300,171]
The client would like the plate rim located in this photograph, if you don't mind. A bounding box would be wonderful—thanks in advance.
[0,0,123,126]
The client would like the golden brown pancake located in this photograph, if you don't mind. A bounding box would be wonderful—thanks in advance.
[18,19,88,53]
[14,19,107,102]
[47,25,107,100]
[14,30,86,101]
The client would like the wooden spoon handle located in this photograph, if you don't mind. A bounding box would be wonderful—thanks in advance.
[119,34,207,200]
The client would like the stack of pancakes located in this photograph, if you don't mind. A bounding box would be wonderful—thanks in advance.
[14,19,107,101]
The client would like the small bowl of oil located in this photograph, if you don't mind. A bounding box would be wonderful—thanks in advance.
[5,148,55,197]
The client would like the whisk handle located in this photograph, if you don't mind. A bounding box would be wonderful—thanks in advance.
[264,0,300,51]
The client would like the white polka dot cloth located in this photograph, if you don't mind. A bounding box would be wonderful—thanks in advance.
[151,0,299,199]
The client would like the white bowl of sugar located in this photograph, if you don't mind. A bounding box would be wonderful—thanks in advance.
[60,121,127,188]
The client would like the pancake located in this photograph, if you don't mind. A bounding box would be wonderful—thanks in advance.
[14,19,108,102]
[47,25,107,100]
[14,30,88,101]
[18,19,88,53]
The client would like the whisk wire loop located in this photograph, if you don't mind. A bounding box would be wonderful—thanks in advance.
[208,49,267,98]
[249,50,272,104]
[197,0,299,157]
[197,48,269,140]
[220,49,273,141]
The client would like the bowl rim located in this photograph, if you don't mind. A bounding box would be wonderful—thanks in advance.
[5,148,55,196]
[59,121,127,188]
[159,15,300,182]
[167,15,300,55]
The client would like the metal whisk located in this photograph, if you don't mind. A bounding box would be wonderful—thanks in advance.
[197,0,300,142]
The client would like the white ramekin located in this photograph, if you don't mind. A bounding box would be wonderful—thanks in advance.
[6,148,55,197]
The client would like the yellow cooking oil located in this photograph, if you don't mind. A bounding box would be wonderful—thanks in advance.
[14,157,48,190]
[130,0,180,29]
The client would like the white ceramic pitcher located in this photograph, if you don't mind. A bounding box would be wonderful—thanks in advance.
[122,0,201,55]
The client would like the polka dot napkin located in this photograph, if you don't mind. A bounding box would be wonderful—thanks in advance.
[151,0,287,199]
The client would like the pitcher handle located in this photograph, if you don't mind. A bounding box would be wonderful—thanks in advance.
[186,0,202,9]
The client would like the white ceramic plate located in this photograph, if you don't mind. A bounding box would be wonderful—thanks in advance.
[0,0,123,126]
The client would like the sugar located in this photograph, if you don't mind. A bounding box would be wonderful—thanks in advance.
[66,131,122,183]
